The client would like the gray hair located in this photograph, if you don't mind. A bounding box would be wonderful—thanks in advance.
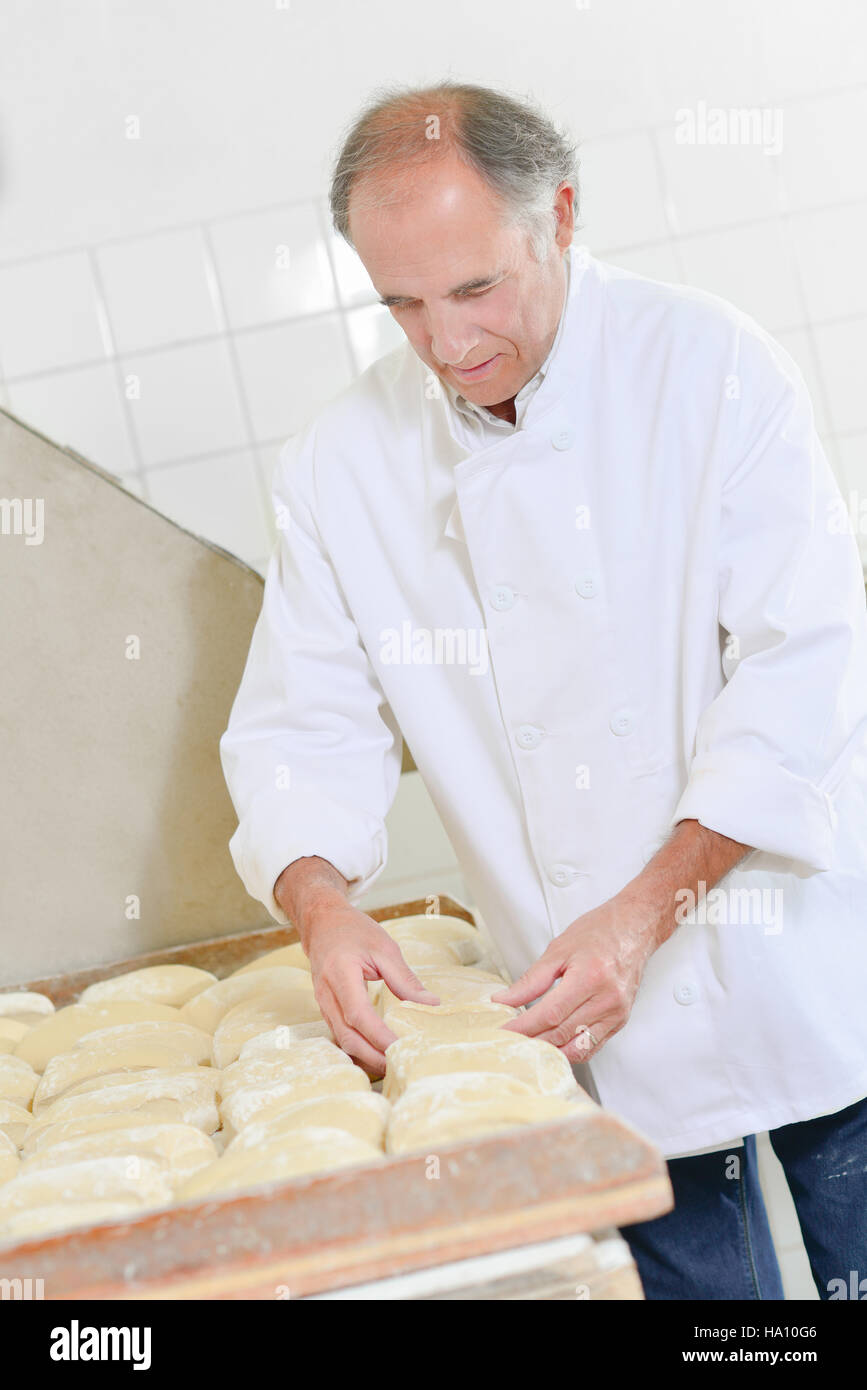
[328,81,580,262]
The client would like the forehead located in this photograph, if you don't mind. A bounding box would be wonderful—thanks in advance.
[348,153,518,288]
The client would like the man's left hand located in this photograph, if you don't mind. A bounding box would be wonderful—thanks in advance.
[491,893,660,1063]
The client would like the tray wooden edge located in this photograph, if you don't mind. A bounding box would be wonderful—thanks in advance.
[0,1108,673,1300]
[5,895,477,1006]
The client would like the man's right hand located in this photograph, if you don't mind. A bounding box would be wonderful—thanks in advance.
[304,903,440,1073]
[273,856,439,1074]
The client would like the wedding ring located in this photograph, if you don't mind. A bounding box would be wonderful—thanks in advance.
[574,1024,600,1048]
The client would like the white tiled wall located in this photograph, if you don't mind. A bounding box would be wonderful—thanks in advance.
[1,86,864,580]
[1,2,863,1301]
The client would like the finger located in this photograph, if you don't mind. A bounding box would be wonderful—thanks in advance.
[490,956,563,1008]
[501,973,593,1037]
[557,1017,618,1064]
[317,979,391,1074]
[326,960,398,1055]
[533,1004,620,1060]
[374,950,440,1007]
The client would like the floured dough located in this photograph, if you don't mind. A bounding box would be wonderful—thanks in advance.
[0,1156,174,1218]
[20,1123,218,1188]
[0,1056,39,1109]
[382,1000,517,1040]
[383,914,484,965]
[212,990,323,1068]
[0,1101,33,1147]
[0,1199,144,1244]
[239,1021,332,1054]
[27,1069,221,1135]
[0,1020,32,1054]
[226,1092,390,1154]
[377,966,508,1018]
[237,1030,345,1065]
[219,1066,370,1140]
[386,1073,584,1154]
[382,1032,579,1102]
[221,1037,352,1095]
[175,1127,383,1202]
[22,1110,208,1158]
[32,1022,213,1114]
[390,939,465,968]
[79,965,217,1008]
[230,943,312,977]
[14,1002,182,1072]
[0,1130,19,1184]
[179,966,315,1034]
[0,992,55,1026]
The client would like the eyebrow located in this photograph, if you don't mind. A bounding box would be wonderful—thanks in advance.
[377,272,503,308]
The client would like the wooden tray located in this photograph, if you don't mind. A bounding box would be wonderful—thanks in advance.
[0,896,673,1299]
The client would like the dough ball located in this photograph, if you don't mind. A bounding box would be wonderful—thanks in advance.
[230,943,312,977]
[236,1031,345,1066]
[211,990,323,1069]
[382,1032,579,1102]
[219,1066,369,1141]
[0,1056,39,1109]
[175,1127,383,1202]
[377,966,508,1018]
[0,992,55,1026]
[20,1123,218,1189]
[221,1038,352,1098]
[226,1092,390,1155]
[0,1156,174,1219]
[32,1022,213,1114]
[386,1074,584,1154]
[0,1020,32,1054]
[382,1001,517,1041]
[383,914,485,966]
[22,1109,206,1159]
[14,1002,182,1073]
[0,1101,33,1148]
[78,965,217,1008]
[179,967,314,1034]
[28,1068,221,1135]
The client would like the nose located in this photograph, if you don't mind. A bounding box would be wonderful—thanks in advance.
[427,303,480,368]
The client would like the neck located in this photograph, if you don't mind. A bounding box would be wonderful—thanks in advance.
[485,396,517,425]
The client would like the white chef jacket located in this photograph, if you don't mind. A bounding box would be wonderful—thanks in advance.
[220,245,867,1159]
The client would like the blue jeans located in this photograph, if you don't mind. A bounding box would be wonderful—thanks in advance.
[619,1094,867,1300]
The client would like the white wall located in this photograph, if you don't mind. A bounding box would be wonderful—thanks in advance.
[1,0,863,1297]
[0,0,864,575]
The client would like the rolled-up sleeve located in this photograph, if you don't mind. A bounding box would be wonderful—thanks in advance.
[220,425,403,922]
[671,324,867,871]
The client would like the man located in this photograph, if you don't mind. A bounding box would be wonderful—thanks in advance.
[220,82,867,1299]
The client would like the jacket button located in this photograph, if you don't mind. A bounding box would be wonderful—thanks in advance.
[547,863,582,886]
[673,980,699,1005]
[551,428,574,451]
[489,584,516,611]
[515,724,543,750]
[609,708,635,736]
[574,572,598,599]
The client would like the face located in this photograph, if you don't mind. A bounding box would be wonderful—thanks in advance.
[348,152,575,411]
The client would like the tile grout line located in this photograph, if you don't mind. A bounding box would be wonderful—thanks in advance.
[85,246,151,500]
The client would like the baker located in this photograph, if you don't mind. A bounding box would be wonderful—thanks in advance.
[220,81,867,1299]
